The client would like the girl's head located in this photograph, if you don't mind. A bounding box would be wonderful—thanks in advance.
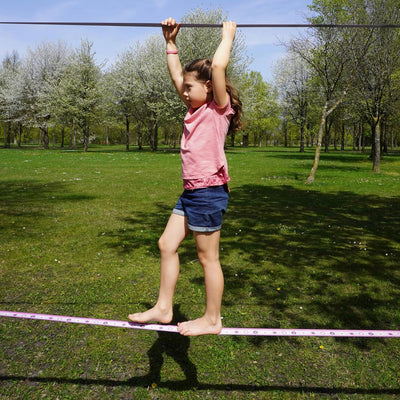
[183,58,242,133]
[182,59,213,109]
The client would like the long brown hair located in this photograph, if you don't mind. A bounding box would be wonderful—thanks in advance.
[183,58,242,133]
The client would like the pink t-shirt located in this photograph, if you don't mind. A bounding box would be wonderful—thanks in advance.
[181,99,234,189]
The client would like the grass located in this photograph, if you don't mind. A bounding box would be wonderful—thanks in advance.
[0,145,400,399]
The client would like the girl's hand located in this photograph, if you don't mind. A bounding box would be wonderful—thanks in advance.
[162,17,181,44]
[222,21,237,43]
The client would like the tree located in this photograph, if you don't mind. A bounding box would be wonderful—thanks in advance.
[290,0,373,183]
[177,7,249,80]
[56,40,101,152]
[240,71,280,147]
[106,54,140,151]
[105,6,250,151]
[354,0,400,172]
[0,52,22,147]
[19,41,71,148]
[97,71,122,146]
[274,52,313,152]
[108,33,182,151]
[127,36,173,151]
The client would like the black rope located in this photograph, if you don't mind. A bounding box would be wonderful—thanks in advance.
[0,21,399,28]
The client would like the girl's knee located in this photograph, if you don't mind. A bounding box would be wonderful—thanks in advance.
[158,236,168,253]
[158,236,177,255]
[197,250,220,267]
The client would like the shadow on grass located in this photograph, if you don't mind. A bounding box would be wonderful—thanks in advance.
[101,202,170,256]
[127,304,199,387]
[223,185,400,333]
[102,201,198,261]
[0,180,95,236]
[105,184,400,337]
[1,375,399,396]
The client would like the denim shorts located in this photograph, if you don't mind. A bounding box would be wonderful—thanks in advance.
[172,185,229,232]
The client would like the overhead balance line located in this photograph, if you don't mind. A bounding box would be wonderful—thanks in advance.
[0,21,399,29]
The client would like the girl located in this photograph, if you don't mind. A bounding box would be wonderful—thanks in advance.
[129,17,242,336]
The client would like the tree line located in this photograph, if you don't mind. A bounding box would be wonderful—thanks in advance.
[0,7,278,153]
[1,2,400,176]
[276,0,400,179]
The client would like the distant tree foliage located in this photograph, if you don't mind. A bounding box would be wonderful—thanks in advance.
[1,4,400,182]
[281,0,400,180]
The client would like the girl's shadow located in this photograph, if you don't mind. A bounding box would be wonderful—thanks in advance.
[129,304,199,389]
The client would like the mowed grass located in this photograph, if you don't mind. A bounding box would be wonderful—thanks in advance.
[0,145,400,399]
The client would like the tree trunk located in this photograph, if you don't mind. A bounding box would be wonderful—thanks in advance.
[73,125,77,149]
[306,103,328,184]
[390,126,394,150]
[125,116,130,152]
[149,122,158,151]
[61,127,65,148]
[360,123,365,153]
[372,117,381,173]
[83,127,89,152]
[382,122,388,154]
[334,126,338,151]
[283,120,288,148]
[52,122,56,148]
[300,123,305,153]
[17,123,22,148]
[137,123,143,150]
[324,117,332,153]
[69,123,73,149]
[341,123,345,151]
[172,129,177,149]
[242,134,249,147]
[230,132,235,147]
[154,124,158,151]
[42,127,49,149]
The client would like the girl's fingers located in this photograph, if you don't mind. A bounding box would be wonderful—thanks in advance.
[161,17,177,26]
[222,21,237,40]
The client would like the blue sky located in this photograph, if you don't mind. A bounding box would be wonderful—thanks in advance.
[0,0,311,81]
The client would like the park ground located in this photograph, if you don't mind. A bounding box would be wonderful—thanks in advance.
[1,146,400,399]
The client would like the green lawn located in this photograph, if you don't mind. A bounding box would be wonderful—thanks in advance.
[1,146,400,399]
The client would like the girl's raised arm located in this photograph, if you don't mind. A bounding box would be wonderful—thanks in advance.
[162,18,188,106]
[211,21,237,107]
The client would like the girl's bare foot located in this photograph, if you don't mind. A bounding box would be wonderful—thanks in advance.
[128,305,172,324]
[177,315,222,336]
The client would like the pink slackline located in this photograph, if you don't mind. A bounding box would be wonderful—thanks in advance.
[1,310,400,337]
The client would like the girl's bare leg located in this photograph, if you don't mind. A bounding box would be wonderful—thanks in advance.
[178,230,223,336]
[128,213,189,324]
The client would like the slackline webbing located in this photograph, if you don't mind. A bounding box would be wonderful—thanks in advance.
[0,21,399,28]
[1,310,400,337]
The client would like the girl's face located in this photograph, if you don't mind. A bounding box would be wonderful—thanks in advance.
[183,72,212,108]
